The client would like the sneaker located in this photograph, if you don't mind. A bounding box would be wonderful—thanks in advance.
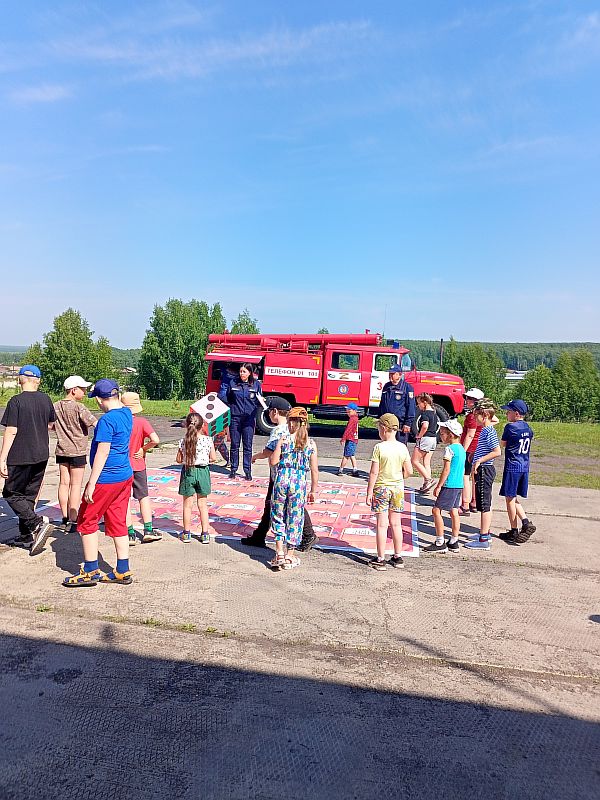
[422,541,447,554]
[244,475,252,481]
[67,522,78,534]
[227,472,237,480]
[180,532,192,543]
[241,535,267,548]
[128,531,137,547]
[8,532,33,549]
[351,470,360,478]
[29,517,52,557]
[142,529,162,543]
[499,529,518,542]
[464,536,491,550]
[337,469,344,476]
[514,521,537,544]
[447,540,460,553]
[60,516,69,529]
[200,532,210,544]
[388,555,405,568]
[297,533,319,553]
[370,557,387,571]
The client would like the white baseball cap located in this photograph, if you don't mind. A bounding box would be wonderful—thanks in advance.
[64,375,92,391]
[464,387,484,400]
[439,418,463,436]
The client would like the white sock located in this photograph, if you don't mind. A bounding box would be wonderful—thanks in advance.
[449,536,459,544]
[436,537,444,545]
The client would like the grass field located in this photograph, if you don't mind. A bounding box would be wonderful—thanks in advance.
[1,391,599,490]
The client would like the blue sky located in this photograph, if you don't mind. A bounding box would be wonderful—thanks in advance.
[1,1,599,348]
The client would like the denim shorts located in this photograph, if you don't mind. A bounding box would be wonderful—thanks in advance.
[417,436,437,453]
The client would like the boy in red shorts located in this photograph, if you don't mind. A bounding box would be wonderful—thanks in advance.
[62,379,134,587]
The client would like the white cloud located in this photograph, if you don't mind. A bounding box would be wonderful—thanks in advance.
[8,83,72,105]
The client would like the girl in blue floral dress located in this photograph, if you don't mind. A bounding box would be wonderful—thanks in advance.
[268,407,318,570]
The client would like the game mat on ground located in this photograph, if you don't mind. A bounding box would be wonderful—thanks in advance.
[143,468,419,556]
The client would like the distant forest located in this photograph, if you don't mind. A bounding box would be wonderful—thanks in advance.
[2,341,599,373]
[397,340,600,372]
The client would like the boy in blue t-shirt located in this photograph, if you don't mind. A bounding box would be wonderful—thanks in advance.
[465,399,501,551]
[424,418,466,554]
[62,379,134,587]
[498,399,536,544]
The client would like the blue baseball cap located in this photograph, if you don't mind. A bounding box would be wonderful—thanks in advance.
[501,399,529,415]
[19,364,41,378]
[345,402,359,410]
[88,379,120,399]
[388,364,402,374]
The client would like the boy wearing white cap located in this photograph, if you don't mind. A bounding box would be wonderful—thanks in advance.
[459,387,484,515]
[53,376,97,532]
[423,418,466,553]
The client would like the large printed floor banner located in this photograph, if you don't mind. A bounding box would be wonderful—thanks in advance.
[144,468,419,557]
[39,467,419,557]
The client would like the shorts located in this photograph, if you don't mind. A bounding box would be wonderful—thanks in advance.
[77,477,133,537]
[417,436,437,453]
[56,454,87,468]
[435,487,462,511]
[474,463,495,513]
[464,453,474,475]
[132,469,149,500]
[178,465,211,498]
[371,484,404,514]
[500,470,529,499]
[343,440,357,458]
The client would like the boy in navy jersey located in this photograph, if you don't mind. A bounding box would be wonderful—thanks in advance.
[498,399,536,544]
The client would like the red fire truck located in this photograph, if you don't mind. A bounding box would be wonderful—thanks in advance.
[204,333,465,434]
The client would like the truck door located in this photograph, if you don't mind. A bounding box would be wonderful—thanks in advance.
[369,352,412,407]
[323,349,362,406]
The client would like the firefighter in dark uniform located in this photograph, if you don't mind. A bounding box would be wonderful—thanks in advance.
[219,363,263,480]
[377,364,416,444]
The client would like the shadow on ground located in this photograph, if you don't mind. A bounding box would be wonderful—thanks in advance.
[1,631,598,800]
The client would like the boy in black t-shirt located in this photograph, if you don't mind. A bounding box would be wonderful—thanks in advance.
[0,365,56,555]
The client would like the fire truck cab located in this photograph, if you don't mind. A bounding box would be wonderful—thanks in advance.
[204,333,465,435]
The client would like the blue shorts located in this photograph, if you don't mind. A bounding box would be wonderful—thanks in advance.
[500,470,529,498]
[434,487,462,511]
[344,440,357,458]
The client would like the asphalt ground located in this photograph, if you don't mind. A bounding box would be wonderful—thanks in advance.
[0,436,599,799]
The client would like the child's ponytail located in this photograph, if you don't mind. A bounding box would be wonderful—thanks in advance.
[183,412,203,468]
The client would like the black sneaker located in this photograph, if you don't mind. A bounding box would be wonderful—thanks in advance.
[8,531,34,549]
[370,557,387,571]
[29,517,52,556]
[514,521,536,544]
[388,555,405,568]
[241,535,267,548]
[499,529,518,542]
[297,533,319,553]
[351,470,360,478]
[447,540,460,553]
[422,541,447,554]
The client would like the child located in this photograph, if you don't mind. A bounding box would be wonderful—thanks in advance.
[365,413,413,571]
[412,393,439,493]
[0,365,56,557]
[242,397,291,547]
[464,399,502,551]
[53,375,97,533]
[338,402,359,477]
[122,392,161,545]
[63,379,134,586]
[498,399,536,544]
[268,406,318,570]
[176,412,216,543]
[424,419,466,553]
[459,388,484,515]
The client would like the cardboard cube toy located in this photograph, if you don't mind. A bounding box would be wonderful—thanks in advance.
[190,393,231,436]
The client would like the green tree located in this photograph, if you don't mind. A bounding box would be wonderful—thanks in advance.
[25,309,115,393]
[317,327,329,334]
[441,337,460,376]
[230,308,260,335]
[518,365,557,421]
[138,299,227,400]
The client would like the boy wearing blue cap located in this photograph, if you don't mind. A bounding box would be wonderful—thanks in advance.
[499,399,536,544]
[62,379,134,587]
[338,402,360,477]
[0,365,56,556]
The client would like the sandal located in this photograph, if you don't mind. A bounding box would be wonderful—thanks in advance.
[268,555,286,571]
[62,567,102,588]
[458,506,471,516]
[100,569,133,585]
[282,555,301,570]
